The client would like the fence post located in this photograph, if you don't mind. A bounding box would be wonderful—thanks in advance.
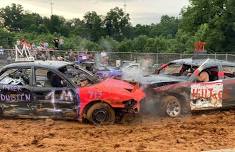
[130,52,133,60]
[156,53,159,65]
[215,53,217,59]
[226,53,228,61]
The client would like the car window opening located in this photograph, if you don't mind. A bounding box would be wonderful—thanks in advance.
[158,63,198,77]
[58,64,94,87]
[197,67,219,82]
[35,68,67,88]
[0,68,31,86]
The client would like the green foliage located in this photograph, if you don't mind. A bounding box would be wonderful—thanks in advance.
[132,35,148,51]
[118,39,133,52]
[133,24,151,37]
[0,3,24,31]
[2,2,235,53]
[104,7,131,41]
[0,27,15,48]
[21,13,43,33]
[99,36,119,51]
[180,0,235,52]
[83,11,104,42]
[150,15,180,38]
[78,39,100,51]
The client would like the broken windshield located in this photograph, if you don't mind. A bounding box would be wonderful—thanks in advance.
[58,64,99,86]
[158,63,197,77]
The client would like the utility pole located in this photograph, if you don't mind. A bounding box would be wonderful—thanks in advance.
[50,0,54,16]
[124,0,127,13]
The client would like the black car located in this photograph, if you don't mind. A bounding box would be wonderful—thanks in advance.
[0,60,145,124]
[141,58,235,117]
[0,60,96,120]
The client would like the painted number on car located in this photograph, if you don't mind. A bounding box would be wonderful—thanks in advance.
[88,91,102,100]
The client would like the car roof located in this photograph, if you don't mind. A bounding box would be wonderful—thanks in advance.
[3,60,73,70]
[170,58,235,67]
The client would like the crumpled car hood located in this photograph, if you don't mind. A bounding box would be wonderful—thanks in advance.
[78,78,145,110]
[99,78,134,89]
[139,74,187,84]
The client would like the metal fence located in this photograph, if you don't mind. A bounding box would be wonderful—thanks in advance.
[1,48,235,67]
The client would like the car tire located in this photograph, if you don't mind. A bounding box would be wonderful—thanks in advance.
[86,102,115,125]
[160,96,183,118]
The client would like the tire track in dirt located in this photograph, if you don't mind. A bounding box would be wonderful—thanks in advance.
[0,110,234,152]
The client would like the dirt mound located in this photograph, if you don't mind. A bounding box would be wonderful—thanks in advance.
[0,110,234,152]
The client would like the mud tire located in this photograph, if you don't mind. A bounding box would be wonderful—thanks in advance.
[160,96,183,117]
[86,102,115,125]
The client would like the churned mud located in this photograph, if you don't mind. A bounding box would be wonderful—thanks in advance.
[0,110,234,152]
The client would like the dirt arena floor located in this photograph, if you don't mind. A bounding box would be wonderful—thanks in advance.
[0,110,234,152]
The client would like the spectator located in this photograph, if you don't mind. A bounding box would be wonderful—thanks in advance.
[53,38,59,49]
[59,37,64,50]
[0,46,4,55]
[16,40,20,46]
[44,41,49,49]
[51,55,56,60]
[57,56,64,61]
[32,43,36,49]
[68,50,75,61]
[7,55,12,64]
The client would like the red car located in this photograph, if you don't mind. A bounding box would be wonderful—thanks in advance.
[0,61,145,124]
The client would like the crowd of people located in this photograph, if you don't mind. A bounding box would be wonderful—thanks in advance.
[0,39,116,73]
[11,38,96,63]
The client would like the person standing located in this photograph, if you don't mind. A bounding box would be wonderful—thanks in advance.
[0,46,4,55]
[59,37,64,50]
[53,38,59,49]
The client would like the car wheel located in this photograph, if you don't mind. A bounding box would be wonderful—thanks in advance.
[161,96,182,117]
[86,102,115,125]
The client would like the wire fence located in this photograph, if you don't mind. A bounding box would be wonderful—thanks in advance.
[1,48,235,67]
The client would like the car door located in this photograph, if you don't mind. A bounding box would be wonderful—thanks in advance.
[219,65,235,107]
[31,67,78,120]
[189,64,223,110]
[0,66,34,117]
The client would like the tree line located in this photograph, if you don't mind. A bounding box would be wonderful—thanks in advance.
[0,1,235,53]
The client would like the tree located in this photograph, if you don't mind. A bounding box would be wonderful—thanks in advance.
[104,7,131,41]
[21,13,44,33]
[180,0,235,52]
[132,24,151,38]
[132,35,148,52]
[82,11,104,41]
[150,15,180,38]
[78,39,100,51]
[0,27,15,48]
[118,39,133,52]
[46,15,69,36]
[99,36,119,51]
[0,3,24,31]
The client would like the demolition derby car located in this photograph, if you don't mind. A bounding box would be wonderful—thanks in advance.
[141,58,235,117]
[95,65,122,79]
[75,60,122,79]
[0,61,145,124]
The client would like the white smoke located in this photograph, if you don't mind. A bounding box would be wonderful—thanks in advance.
[121,58,154,82]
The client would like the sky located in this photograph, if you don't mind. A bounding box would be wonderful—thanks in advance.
[0,0,189,25]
